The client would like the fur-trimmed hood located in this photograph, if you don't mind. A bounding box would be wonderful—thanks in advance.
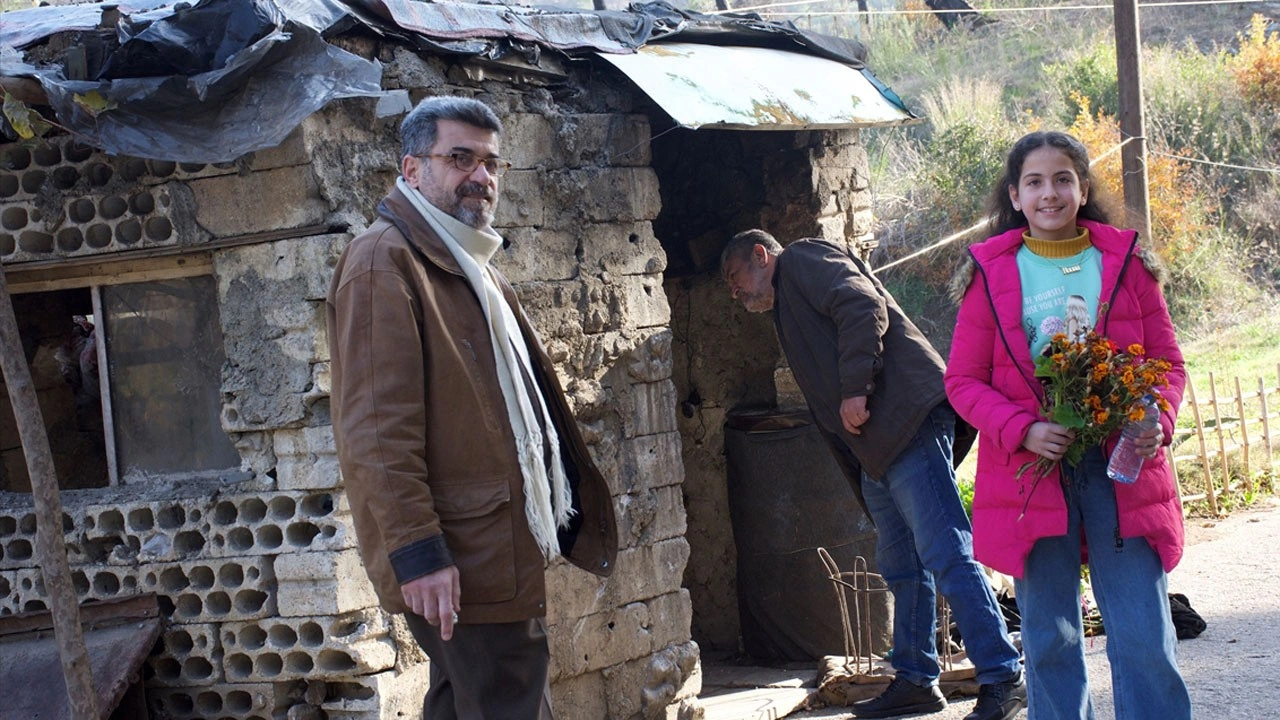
[948,220,1169,303]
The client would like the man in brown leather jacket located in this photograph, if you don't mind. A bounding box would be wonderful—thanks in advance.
[327,96,617,719]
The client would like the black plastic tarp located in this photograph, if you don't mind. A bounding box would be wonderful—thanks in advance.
[2,0,875,163]
[5,0,381,163]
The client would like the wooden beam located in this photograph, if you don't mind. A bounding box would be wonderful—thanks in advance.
[1113,0,1152,239]
[0,262,100,719]
[0,77,49,107]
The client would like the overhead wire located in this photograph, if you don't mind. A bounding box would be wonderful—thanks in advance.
[713,0,1272,19]
[872,138,1135,275]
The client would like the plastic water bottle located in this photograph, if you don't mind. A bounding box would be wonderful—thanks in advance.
[1106,395,1160,484]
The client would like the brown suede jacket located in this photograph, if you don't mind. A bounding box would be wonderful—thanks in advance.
[326,187,617,623]
[772,239,957,504]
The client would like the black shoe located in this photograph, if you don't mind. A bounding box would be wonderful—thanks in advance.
[963,674,1027,720]
[850,676,947,718]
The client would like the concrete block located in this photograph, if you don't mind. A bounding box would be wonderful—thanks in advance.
[273,425,337,458]
[493,168,546,227]
[501,113,558,169]
[494,226,579,283]
[190,166,328,238]
[148,683,276,720]
[613,274,672,330]
[276,455,343,491]
[554,113,651,168]
[616,485,687,546]
[618,431,684,493]
[545,558,613,626]
[148,623,224,687]
[578,220,667,277]
[626,380,679,438]
[321,662,432,719]
[646,590,694,653]
[275,549,379,617]
[551,669,609,720]
[248,127,311,171]
[274,426,342,490]
[626,329,674,384]
[576,167,662,223]
[222,608,397,682]
[203,490,357,558]
[549,601,651,679]
[602,640,701,720]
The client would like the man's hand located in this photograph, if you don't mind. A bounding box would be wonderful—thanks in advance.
[401,565,461,641]
[840,395,870,435]
[1022,422,1076,462]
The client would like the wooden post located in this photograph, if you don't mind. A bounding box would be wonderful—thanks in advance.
[1262,375,1274,471]
[1209,373,1229,493]
[857,0,871,36]
[1186,378,1218,515]
[1113,0,1152,239]
[0,267,100,717]
[1235,375,1252,493]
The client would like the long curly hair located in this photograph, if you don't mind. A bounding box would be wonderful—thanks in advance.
[986,131,1114,236]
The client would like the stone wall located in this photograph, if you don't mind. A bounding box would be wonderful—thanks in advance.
[0,43,698,720]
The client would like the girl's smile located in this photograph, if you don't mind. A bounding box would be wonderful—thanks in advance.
[1009,146,1090,241]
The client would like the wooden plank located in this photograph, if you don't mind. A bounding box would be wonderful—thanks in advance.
[1209,373,1230,493]
[1236,375,1252,491]
[1186,379,1218,515]
[0,264,99,718]
[701,687,814,720]
[4,254,213,295]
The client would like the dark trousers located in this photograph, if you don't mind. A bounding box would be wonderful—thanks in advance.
[405,613,554,720]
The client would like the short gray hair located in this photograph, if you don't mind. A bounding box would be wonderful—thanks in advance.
[721,229,782,275]
[400,96,503,159]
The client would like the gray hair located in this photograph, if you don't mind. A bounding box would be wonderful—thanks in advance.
[400,96,503,159]
[721,229,783,275]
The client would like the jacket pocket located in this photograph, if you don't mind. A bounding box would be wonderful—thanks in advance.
[435,479,518,604]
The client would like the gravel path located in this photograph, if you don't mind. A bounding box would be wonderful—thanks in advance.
[790,496,1280,719]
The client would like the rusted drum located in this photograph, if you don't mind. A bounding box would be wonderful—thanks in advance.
[725,406,890,662]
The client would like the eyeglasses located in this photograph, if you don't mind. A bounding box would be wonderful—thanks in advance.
[417,151,513,177]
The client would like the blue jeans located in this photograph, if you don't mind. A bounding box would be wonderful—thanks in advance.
[1014,447,1191,720]
[861,403,1022,687]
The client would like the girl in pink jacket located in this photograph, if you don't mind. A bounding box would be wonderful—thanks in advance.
[945,131,1191,720]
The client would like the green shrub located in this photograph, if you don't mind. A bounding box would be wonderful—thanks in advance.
[1046,43,1119,122]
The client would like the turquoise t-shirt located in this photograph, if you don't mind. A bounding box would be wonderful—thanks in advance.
[1018,244,1103,357]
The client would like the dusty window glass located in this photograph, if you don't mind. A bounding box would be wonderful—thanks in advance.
[103,277,240,480]
[0,288,108,492]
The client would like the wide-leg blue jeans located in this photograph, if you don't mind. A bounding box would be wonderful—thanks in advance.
[860,403,1022,687]
[1013,447,1191,719]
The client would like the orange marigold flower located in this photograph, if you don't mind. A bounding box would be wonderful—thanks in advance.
[1127,343,1144,356]
[1128,406,1147,422]
[1094,409,1110,424]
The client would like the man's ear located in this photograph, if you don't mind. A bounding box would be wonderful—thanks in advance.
[753,244,768,266]
[402,155,422,189]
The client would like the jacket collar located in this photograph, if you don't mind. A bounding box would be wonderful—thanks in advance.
[376,186,467,277]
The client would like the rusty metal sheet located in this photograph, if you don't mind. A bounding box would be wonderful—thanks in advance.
[361,0,645,54]
[0,594,163,720]
[598,42,919,131]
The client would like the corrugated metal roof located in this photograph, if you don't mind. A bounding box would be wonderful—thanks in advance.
[599,42,917,131]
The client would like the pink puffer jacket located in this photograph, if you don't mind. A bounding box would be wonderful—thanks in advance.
[945,219,1186,578]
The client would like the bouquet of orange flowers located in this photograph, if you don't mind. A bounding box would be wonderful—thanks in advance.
[1018,330,1173,479]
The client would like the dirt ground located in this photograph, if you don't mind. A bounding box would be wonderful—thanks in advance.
[787,495,1280,719]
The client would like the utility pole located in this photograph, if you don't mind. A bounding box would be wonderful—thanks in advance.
[1114,0,1152,239]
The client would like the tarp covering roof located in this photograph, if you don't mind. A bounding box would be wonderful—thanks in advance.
[1,0,913,163]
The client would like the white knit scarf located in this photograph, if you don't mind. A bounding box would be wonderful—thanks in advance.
[397,178,573,559]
